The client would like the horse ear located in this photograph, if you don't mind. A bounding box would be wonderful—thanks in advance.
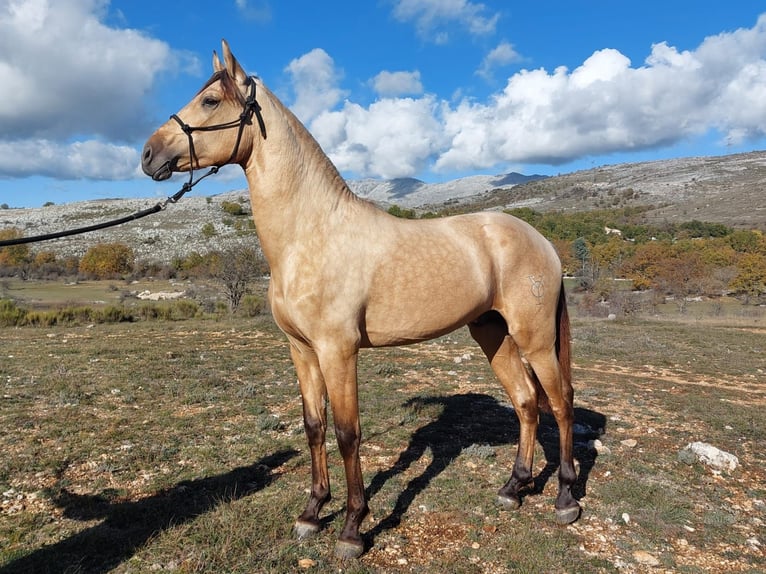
[221,39,248,85]
[212,50,223,73]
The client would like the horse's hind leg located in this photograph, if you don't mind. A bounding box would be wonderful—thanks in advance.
[469,313,539,510]
[290,341,332,539]
[524,347,580,524]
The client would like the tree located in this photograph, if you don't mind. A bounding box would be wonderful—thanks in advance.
[590,235,634,276]
[210,244,268,313]
[550,238,576,275]
[387,205,417,219]
[0,228,31,273]
[619,241,675,291]
[79,243,135,279]
[572,237,598,290]
[730,253,766,303]
[651,251,709,313]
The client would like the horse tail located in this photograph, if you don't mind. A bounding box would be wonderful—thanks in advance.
[555,279,574,405]
[535,279,572,413]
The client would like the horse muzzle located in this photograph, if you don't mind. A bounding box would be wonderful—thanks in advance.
[141,142,177,181]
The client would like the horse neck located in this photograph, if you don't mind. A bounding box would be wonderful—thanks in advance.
[243,84,373,262]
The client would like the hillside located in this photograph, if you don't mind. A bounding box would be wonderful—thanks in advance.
[1,151,764,263]
[350,172,546,206]
[454,151,766,229]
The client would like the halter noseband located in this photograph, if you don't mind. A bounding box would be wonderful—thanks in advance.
[166,75,266,194]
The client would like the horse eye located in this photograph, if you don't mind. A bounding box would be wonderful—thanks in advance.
[202,96,220,109]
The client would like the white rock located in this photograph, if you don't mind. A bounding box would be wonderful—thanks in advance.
[588,439,611,455]
[633,550,660,566]
[682,442,739,471]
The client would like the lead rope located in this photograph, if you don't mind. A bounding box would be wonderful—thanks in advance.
[0,77,263,248]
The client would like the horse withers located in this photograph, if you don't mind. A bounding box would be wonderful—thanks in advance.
[142,40,580,559]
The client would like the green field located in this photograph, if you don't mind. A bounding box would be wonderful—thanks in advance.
[0,287,764,573]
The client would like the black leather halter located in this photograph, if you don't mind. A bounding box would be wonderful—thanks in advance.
[167,75,266,192]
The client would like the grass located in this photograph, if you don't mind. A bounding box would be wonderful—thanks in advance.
[1,308,764,572]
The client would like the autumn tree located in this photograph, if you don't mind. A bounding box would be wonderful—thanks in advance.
[651,250,709,313]
[79,243,135,279]
[730,253,766,303]
[0,228,30,274]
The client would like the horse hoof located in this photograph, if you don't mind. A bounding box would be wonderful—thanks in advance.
[335,539,364,560]
[293,520,320,540]
[497,494,521,510]
[555,504,581,525]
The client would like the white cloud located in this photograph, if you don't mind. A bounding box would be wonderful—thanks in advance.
[437,17,766,171]
[0,0,196,180]
[285,48,347,123]
[234,0,272,22]
[0,0,188,141]
[310,97,445,179]
[476,41,521,80]
[371,70,424,97]
[0,139,139,179]
[392,0,500,41]
[288,15,766,179]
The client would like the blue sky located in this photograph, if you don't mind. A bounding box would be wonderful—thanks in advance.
[1,0,766,207]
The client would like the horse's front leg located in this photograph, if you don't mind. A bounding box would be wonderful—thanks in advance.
[318,343,368,559]
[290,341,332,539]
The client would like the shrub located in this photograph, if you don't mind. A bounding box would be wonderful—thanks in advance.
[221,200,246,216]
[95,306,132,323]
[201,222,217,239]
[239,294,265,317]
[172,299,200,320]
[79,243,135,279]
[0,298,26,326]
[0,228,30,269]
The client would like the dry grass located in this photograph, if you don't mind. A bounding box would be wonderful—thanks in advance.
[1,313,764,573]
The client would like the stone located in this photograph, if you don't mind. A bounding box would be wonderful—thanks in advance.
[633,550,660,566]
[679,442,739,472]
[588,439,611,455]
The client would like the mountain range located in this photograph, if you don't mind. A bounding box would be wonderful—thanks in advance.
[1,151,764,264]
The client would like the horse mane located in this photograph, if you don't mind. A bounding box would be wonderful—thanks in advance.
[258,82,373,213]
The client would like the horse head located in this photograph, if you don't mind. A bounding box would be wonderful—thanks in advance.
[142,40,258,181]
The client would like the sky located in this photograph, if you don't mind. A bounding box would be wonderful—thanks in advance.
[1,0,766,208]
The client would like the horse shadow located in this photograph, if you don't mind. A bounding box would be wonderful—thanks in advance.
[0,449,297,574]
[363,393,605,544]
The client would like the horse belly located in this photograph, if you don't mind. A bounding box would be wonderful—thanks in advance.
[363,257,493,347]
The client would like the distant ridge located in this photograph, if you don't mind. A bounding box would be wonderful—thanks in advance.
[349,172,547,206]
[1,151,763,265]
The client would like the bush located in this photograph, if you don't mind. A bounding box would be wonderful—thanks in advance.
[79,243,135,279]
[136,300,200,321]
[0,300,132,326]
[201,222,217,238]
[0,298,26,326]
[221,200,246,216]
[172,299,200,320]
[239,294,265,317]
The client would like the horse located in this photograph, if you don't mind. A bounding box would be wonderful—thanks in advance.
[141,40,580,559]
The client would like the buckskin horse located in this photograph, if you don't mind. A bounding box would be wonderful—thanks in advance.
[141,40,579,559]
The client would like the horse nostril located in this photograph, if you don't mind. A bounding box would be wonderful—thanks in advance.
[142,144,152,164]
